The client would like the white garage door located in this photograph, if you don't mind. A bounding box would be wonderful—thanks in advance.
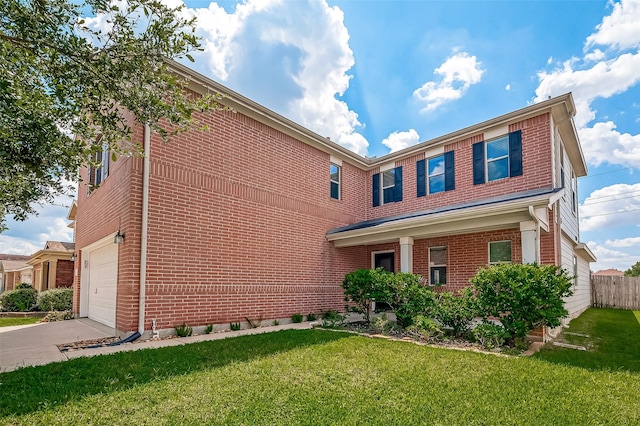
[88,244,118,328]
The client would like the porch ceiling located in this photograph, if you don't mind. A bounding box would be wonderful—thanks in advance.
[327,188,561,248]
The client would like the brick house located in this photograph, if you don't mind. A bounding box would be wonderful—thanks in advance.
[1,257,32,292]
[27,241,75,292]
[72,62,595,338]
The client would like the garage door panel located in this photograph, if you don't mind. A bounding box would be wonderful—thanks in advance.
[88,244,118,328]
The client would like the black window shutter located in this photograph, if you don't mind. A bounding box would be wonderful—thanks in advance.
[372,173,380,207]
[444,151,455,191]
[509,130,523,177]
[416,159,426,197]
[472,141,485,185]
[394,166,403,202]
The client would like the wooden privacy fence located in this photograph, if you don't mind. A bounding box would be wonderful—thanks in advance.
[591,275,640,310]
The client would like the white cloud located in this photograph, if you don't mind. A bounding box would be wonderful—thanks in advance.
[0,236,40,256]
[585,0,640,50]
[534,0,640,169]
[505,84,511,91]
[579,121,640,167]
[580,183,640,231]
[413,52,485,112]
[606,236,640,247]
[586,240,638,272]
[381,129,420,153]
[180,0,369,155]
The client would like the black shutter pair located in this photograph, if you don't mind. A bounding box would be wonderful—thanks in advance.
[416,151,455,197]
[372,166,403,207]
[472,130,522,185]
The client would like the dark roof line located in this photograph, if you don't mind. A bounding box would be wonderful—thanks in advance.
[327,187,561,235]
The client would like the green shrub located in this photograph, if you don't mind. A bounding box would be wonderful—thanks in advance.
[434,288,478,337]
[471,263,573,341]
[321,310,346,328]
[342,268,392,323]
[0,285,37,312]
[406,315,441,340]
[306,313,317,321]
[473,323,507,350]
[15,282,33,290]
[291,313,304,323]
[387,273,437,328]
[175,323,193,337]
[204,324,213,334]
[230,322,241,331]
[38,288,73,312]
[272,320,280,326]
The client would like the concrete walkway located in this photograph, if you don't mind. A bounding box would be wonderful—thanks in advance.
[0,318,316,373]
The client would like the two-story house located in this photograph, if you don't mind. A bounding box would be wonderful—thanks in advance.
[72,61,595,338]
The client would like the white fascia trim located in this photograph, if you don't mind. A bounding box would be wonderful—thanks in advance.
[575,242,597,263]
[328,195,553,244]
[81,233,119,253]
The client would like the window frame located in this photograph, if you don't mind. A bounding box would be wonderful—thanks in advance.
[428,246,447,286]
[87,144,110,193]
[330,163,341,200]
[571,173,577,215]
[381,169,396,204]
[488,240,512,265]
[485,136,510,182]
[427,154,446,195]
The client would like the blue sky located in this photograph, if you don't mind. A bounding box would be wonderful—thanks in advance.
[2,0,639,272]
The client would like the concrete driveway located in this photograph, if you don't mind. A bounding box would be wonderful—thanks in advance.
[0,318,114,372]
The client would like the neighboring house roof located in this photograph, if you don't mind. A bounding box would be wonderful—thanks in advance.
[593,269,624,276]
[43,241,75,252]
[0,254,30,261]
[0,260,31,272]
[327,187,563,247]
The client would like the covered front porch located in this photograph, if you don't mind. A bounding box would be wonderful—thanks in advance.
[328,188,563,290]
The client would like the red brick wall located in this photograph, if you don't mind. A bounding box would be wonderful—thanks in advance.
[368,228,523,292]
[139,108,369,331]
[367,113,553,219]
[73,122,145,332]
[55,260,74,288]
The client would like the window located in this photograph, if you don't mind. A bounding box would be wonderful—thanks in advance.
[489,241,512,264]
[429,247,446,286]
[417,151,455,197]
[372,166,403,206]
[473,130,522,185]
[571,173,577,214]
[87,144,110,190]
[330,163,340,200]
[428,155,445,194]
[486,136,509,181]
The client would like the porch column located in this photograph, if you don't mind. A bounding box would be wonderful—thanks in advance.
[399,237,414,273]
[520,221,539,264]
[48,259,58,289]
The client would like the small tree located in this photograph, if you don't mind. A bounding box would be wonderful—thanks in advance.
[470,263,573,342]
[342,268,391,323]
[624,261,640,277]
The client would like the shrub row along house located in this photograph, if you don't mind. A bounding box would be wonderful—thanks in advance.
[71,61,595,339]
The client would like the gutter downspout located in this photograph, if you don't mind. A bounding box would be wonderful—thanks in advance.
[138,124,151,335]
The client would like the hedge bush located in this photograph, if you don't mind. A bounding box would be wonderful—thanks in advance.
[387,273,437,328]
[0,284,37,312]
[434,288,477,337]
[38,288,74,312]
[342,268,392,323]
[471,263,573,341]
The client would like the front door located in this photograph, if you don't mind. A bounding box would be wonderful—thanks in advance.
[373,252,394,311]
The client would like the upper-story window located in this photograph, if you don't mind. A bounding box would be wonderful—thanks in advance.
[489,240,512,264]
[473,130,522,185]
[330,163,341,200]
[571,173,577,214]
[417,151,455,197]
[87,145,110,190]
[372,166,403,207]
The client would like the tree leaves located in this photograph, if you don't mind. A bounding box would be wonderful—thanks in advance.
[0,0,223,231]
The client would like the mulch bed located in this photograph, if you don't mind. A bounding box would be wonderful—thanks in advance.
[58,337,121,352]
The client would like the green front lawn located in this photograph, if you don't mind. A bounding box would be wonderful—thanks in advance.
[1,322,638,425]
[534,308,640,372]
[0,317,40,328]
